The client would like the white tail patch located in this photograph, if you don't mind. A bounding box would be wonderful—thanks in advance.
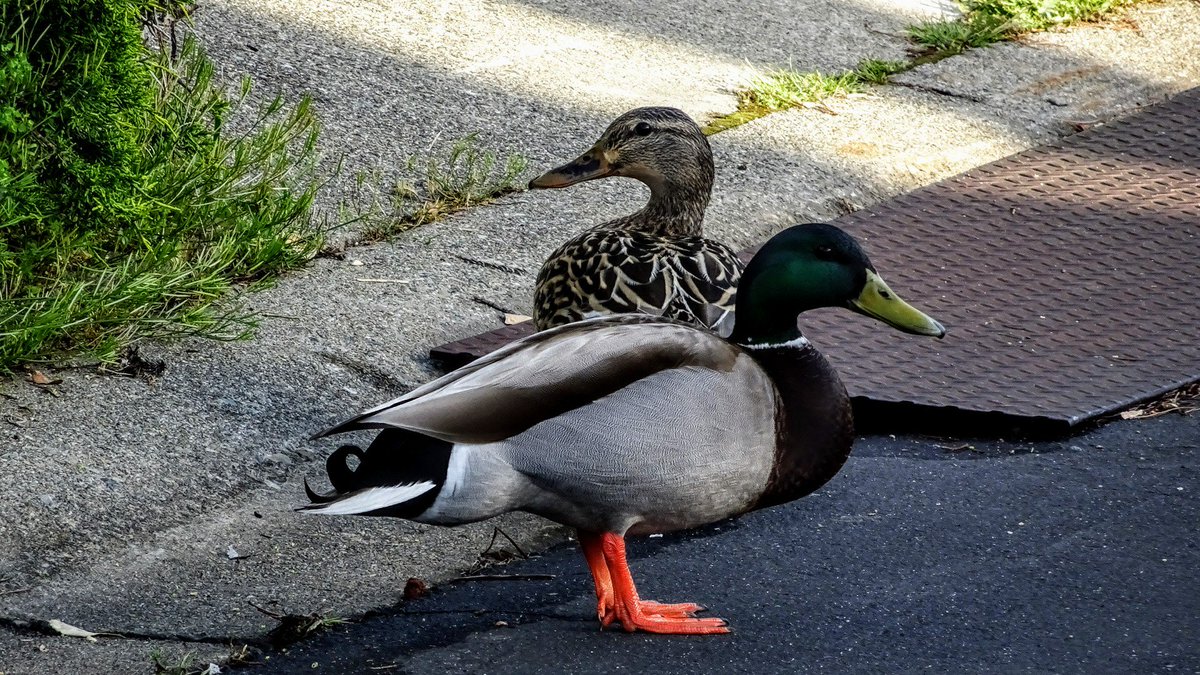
[303,482,436,515]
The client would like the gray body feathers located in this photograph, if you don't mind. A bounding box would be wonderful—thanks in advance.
[307,316,781,536]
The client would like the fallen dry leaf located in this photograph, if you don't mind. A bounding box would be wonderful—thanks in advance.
[48,619,99,642]
[503,313,532,325]
[29,370,60,386]
[403,577,428,600]
[226,544,251,560]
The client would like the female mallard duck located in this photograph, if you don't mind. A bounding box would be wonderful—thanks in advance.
[302,223,945,635]
[529,106,743,335]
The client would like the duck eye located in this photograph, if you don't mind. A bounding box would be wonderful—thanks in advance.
[633,122,653,136]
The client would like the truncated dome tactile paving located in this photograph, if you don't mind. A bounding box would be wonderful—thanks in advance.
[431,87,1200,432]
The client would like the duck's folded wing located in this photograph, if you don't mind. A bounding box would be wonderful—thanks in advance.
[313,316,740,444]
[577,235,743,328]
[670,239,743,335]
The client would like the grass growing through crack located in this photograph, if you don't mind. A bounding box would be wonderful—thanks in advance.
[705,0,1139,134]
[975,0,1132,29]
[355,134,527,242]
[852,59,912,85]
[908,0,1137,55]
[150,649,204,675]
[738,70,863,112]
[906,15,1011,54]
[703,59,912,134]
[258,607,351,649]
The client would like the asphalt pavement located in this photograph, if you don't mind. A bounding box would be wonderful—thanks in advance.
[248,412,1199,674]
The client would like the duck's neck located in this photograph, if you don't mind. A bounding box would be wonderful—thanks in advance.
[606,174,712,237]
[637,178,710,235]
[728,313,804,348]
[742,342,855,510]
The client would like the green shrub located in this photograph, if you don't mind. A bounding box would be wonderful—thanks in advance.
[0,0,324,370]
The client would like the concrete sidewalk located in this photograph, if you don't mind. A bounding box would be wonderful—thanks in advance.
[2,0,1199,671]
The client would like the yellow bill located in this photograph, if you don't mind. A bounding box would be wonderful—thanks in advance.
[849,270,946,338]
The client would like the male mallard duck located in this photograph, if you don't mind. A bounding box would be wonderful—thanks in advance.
[529,107,743,334]
[302,223,945,635]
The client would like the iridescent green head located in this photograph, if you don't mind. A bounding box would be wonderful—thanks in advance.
[729,223,946,347]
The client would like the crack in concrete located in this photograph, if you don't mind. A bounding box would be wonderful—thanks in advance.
[890,80,990,103]
[0,616,257,646]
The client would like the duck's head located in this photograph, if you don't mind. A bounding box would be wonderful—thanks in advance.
[529,107,714,199]
[729,223,946,347]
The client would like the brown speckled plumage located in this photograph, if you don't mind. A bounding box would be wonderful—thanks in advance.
[530,107,743,333]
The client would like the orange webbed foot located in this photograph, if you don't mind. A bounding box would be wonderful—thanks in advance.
[579,531,731,636]
[597,600,705,629]
[623,612,730,635]
[638,600,706,618]
[609,598,728,634]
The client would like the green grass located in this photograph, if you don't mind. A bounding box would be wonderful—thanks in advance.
[702,108,773,135]
[906,13,1016,53]
[1,2,529,371]
[704,59,913,134]
[1,6,325,371]
[706,0,1138,134]
[973,0,1130,30]
[908,0,1135,54]
[852,58,912,85]
[739,70,863,112]
[262,610,351,649]
[150,648,203,675]
[356,134,527,242]
[150,643,260,673]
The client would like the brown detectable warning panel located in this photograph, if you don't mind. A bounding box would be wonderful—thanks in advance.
[431,88,1200,430]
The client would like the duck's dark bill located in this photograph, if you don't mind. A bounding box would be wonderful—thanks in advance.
[849,270,946,338]
[528,148,613,188]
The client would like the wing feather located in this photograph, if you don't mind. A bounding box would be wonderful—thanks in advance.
[314,316,740,444]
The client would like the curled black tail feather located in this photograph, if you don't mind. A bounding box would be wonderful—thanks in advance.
[303,478,335,503]
[303,445,366,503]
[304,429,453,518]
[327,445,367,492]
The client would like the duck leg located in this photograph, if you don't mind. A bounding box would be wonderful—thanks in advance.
[584,531,729,635]
[578,531,615,626]
[579,531,708,628]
